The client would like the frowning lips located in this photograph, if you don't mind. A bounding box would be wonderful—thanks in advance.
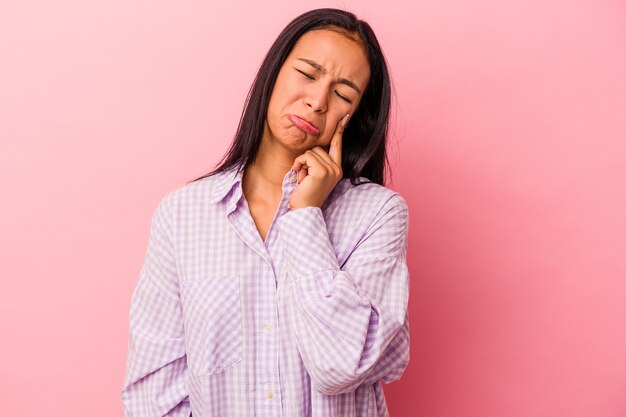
[288,114,320,135]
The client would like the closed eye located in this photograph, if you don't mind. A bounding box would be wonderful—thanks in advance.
[295,67,353,104]
[335,91,352,104]
[295,68,314,80]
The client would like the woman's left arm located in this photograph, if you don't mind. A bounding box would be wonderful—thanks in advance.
[277,192,410,395]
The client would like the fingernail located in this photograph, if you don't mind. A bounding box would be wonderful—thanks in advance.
[342,114,350,128]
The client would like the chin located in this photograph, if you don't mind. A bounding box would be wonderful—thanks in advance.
[265,120,321,153]
[280,127,315,149]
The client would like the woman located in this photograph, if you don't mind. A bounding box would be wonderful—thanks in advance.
[122,8,410,417]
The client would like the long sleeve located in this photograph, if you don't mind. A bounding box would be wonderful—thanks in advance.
[277,192,410,395]
[121,195,191,417]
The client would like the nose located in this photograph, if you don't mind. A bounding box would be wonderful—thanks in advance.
[304,82,328,113]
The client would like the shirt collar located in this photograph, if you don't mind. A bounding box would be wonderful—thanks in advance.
[209,164,299,206]
[209,165,245,205]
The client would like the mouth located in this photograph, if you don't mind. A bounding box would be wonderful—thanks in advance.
[287,114,320,136]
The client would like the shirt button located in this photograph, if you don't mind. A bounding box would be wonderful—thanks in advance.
[266,390,274,399]
[264,323,271,333]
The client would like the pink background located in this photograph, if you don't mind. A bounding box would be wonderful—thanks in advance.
[1,1,625,416]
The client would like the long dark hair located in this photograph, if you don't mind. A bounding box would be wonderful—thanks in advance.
[189,8,392,186]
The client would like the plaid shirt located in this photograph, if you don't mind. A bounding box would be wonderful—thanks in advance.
[122,166,410,417]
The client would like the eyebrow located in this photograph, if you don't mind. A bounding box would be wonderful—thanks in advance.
[297,58,362,95]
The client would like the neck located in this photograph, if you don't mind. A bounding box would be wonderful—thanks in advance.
[242,134,297,203]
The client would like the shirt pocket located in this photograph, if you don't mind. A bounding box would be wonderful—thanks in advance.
[180,275,243,377]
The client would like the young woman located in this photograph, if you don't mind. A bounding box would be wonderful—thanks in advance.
[122,8,410,417]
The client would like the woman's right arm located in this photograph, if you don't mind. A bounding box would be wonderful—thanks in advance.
[121,195,191,417]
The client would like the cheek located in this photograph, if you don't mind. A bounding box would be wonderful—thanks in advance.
[323,108,344,133]
[267,72,290,108]
[267,88,289,122]
[277,72,302,98]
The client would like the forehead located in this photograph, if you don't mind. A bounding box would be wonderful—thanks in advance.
[288,29,370,84]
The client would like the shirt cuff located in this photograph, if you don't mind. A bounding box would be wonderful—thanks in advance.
[277,206,340,280]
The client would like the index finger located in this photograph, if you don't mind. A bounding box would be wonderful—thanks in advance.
[329,113,349,166]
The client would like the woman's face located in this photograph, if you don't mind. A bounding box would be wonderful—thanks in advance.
[263,29,371,154]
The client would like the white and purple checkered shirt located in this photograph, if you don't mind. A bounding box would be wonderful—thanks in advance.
[122,166,410,417]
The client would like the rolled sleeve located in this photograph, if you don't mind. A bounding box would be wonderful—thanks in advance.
[121,195,190,417]
[277,193,410,395]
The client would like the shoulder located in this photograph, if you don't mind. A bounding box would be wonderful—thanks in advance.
[329,177,408,217]
[152,173,223,220]
[324,177,409,239]
[321,178,409,262]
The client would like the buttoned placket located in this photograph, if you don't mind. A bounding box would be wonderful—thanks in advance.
[229,169,297,415]
[257,170,297,412]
